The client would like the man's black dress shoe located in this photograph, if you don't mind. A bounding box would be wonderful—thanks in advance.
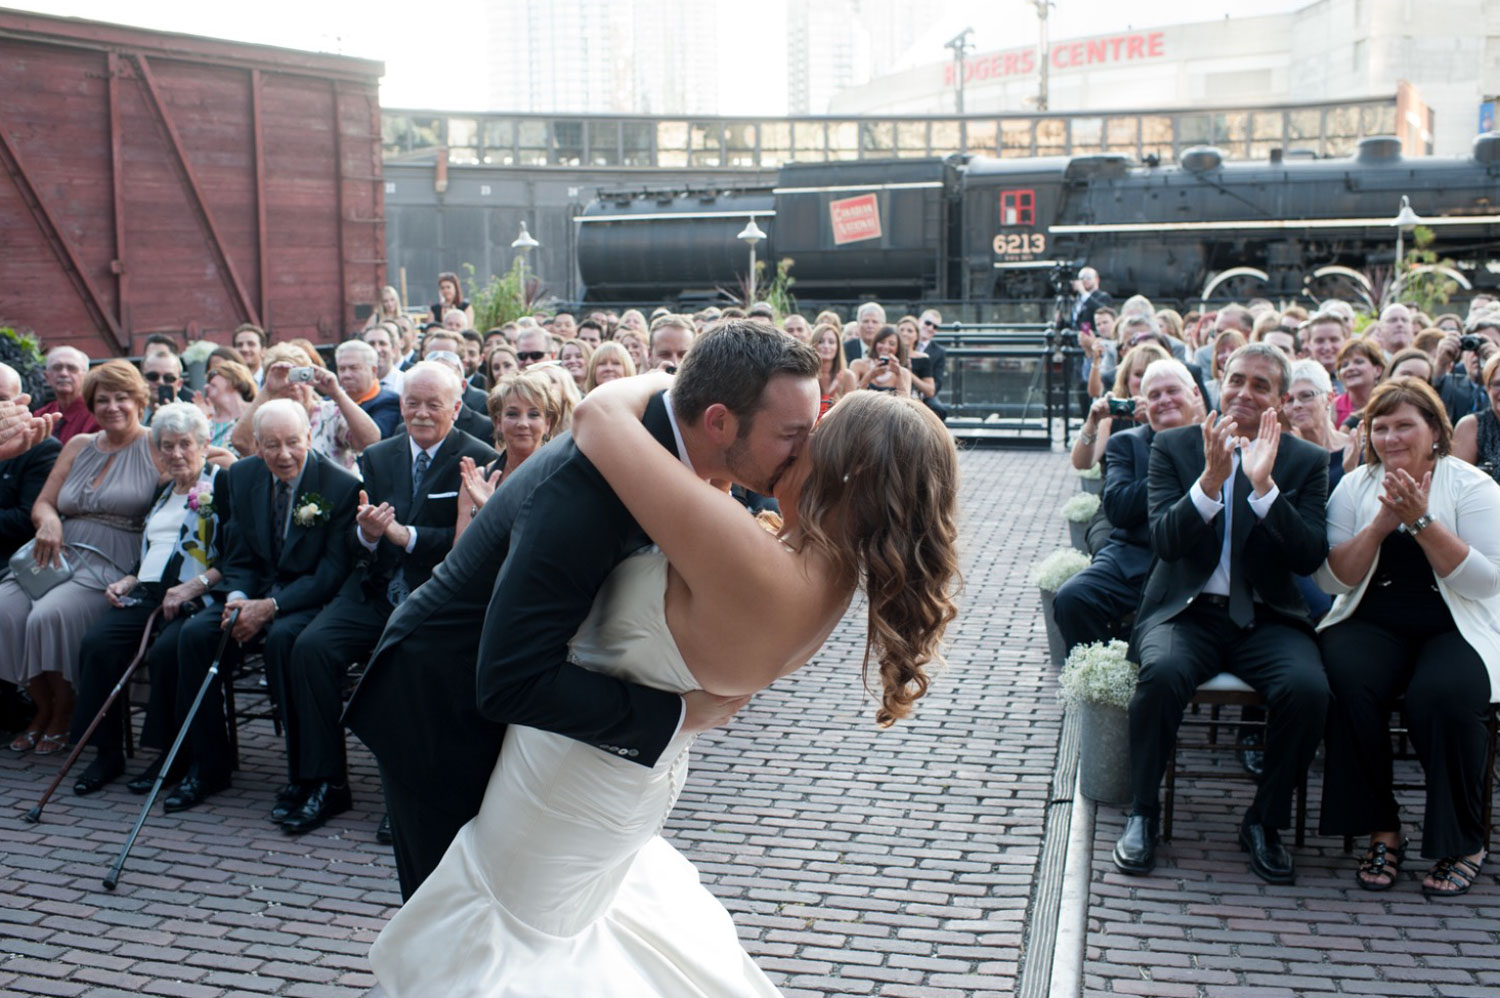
[1240,821,1295,885]
[161,768,230,814]
[73,755,124,796]
[126,754,185,794]
[270,782,307,823]
[1235,730,1266,780]
[281,781,351,835]
[1113,813,1158,875]
[376,813,393,845]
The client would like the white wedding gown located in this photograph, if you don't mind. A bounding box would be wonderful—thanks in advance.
[369,548,782,998]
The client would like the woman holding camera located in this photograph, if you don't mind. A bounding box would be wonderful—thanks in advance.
[852,326,914,396]
[1452,353,1500,483]
[1070,342,1168,471]
[69,403,226,795]
[1316,378,1500,897]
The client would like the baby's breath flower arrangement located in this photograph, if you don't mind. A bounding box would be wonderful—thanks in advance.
[1058,639,1138,710]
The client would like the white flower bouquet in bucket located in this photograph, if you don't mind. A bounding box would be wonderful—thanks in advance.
[1059,639,1138,804]
[1060,492,1101,552]
[1031,548,1091,669]
[1078,462,1103,494]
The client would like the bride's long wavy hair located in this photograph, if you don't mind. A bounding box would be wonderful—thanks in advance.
[794,392,961,725]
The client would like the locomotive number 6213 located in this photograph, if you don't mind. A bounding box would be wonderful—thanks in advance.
[992,232,1047,257]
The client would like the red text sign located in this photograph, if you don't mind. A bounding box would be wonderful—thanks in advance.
[829,193,882,245]
[941,31,1165,86]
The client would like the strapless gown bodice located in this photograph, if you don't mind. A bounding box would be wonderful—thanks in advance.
[370,548,781,997]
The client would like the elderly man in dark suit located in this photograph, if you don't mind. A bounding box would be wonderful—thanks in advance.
[280,363,496,834]
[1115,343,1331,885]
[346,320,821,899]
[167,399,360,814]
[1052,358,1203,650]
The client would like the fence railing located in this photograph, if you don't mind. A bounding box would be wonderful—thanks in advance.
[929,325,1086,448]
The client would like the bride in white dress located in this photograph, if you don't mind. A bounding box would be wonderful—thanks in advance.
[369,376,960,997]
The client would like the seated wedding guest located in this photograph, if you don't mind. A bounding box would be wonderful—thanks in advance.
[1452,354,1500,483]
[69,403,224,795]
[584,342,634,393]
[0,394,58,463]
[1,362,160,756]
[364,284,405,332]
[283,364,495,833]
[782,313,811,342]
[460,372,560,540]
[811,323,857,416]
[1334,338,1387,428]
[37,346,98,443]
[895,315,938,401]
[483,345,520,390]
[558,338,593,393]
[424,332,490,414]
[0,363,61,560]
[1316,377,1500,897]
[141,350,187,422]
[615,329,649,373]
[1070,343,1168,471]
[1285,360,1354,482]
[1054,358,1202,651]
[363,322,405,397]
[230,345,381,474]
[575,318,604,348]
[647,315,694,372]
[333,339,402,438]
[851,325,914,397]
[1115,343,1330,884]
[206,346,244,376]
[528,361,581,435]
[201,359,256,454]
[418,348,494,445]
[167,399,360,814]
[1383,346,1436,384]
[1202,329,1248,412]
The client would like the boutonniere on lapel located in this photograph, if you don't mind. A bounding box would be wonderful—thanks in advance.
[293,491,332,527]
[186,484,215,517]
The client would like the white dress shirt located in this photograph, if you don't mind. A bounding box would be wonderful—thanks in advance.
[1188,445,1280,598]
[356,437,441,554]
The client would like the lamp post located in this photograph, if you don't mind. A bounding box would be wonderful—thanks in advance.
[511,220,540,294]
[737,215,766,304]
[1390,195,1421,302]
[944,28,973,115]
[1032,1,1054,111]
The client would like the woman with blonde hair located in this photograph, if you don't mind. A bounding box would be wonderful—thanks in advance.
[558,339,594,392]
[584,341,635,392]
[810,323,857,415]
[456,372,561,539]
[1071,342,1169,470]
[364,285,405,330]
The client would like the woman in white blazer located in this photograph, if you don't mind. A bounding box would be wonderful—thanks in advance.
[1316,377,1500,898]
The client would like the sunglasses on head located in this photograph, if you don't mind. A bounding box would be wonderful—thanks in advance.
[517,351,547,362]
[144,372,179,384]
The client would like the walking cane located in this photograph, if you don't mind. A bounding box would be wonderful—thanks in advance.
[103,607,238,891]
[24,607,162,825]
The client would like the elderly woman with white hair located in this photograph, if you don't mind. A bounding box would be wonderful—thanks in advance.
[68,402,229,795]
[1283,359,1355,484]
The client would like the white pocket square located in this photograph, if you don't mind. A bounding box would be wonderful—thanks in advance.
[426,491,459,499]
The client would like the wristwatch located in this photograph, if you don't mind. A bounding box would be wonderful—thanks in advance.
[1407,513,1434,535]
[196,573,211,590]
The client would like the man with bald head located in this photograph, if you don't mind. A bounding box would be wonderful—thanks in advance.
[283,363,496,834]
[1070,267,1113,335]
[38,346,98,442]
[168,399,360,816]
[1375,303,1414,356]
[0,362,62,560]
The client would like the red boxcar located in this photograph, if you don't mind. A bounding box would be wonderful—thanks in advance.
[0,10,385,357]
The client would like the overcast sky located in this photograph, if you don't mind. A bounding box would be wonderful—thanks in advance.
[11,0,1311,113]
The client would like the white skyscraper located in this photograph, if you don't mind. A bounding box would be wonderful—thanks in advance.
[487,0,720,113]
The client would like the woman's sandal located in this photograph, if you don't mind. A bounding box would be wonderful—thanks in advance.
[8,730,40,753]
[1422,852,1486,899]
[1356,838,1407,892]
[33,733,68,757]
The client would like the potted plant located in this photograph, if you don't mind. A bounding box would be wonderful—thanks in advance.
[1059,639,1138,804]
[1079,462,1103,495]
[1061,492,1101,552]
[1031,548,1091,669]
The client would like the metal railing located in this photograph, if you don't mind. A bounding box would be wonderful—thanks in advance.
[929,324,1086,447]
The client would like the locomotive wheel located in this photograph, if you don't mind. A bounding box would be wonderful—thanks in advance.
[1303,267,1374,311]
[1200,266,1270,305]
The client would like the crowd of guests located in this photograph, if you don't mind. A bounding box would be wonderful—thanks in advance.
[0,284,948,840]
[1054,274,1500,899]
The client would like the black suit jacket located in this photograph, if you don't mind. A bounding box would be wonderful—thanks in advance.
[344,393,685,796]
[923,341,948,396]
[342,428,498,603]
[1099,424,1155,580]
[842,337,864,366]
[217,451,361,615]
[462,385,489,416]
[0,436,61,561]
[1071,288,1113,332]
[1133,423,1328,644]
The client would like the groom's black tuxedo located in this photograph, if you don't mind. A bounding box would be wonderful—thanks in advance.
[344,393,685,898]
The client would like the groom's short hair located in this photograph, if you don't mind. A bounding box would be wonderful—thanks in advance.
[671,320,819,432]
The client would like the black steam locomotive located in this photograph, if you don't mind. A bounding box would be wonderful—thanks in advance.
[576,134,1500,309]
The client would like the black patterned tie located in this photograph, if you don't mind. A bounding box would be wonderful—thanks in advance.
[386,451,431,606]
[272,480,291,563]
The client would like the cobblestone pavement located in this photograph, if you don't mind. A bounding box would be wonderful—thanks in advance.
[3,448,1493,997]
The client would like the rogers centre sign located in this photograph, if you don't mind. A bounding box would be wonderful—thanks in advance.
[942,30,1165,86]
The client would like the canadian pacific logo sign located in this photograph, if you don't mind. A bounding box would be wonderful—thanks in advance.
[829,193,882,245]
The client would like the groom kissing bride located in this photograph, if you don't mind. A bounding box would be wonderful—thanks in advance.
[346,319,961,996]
